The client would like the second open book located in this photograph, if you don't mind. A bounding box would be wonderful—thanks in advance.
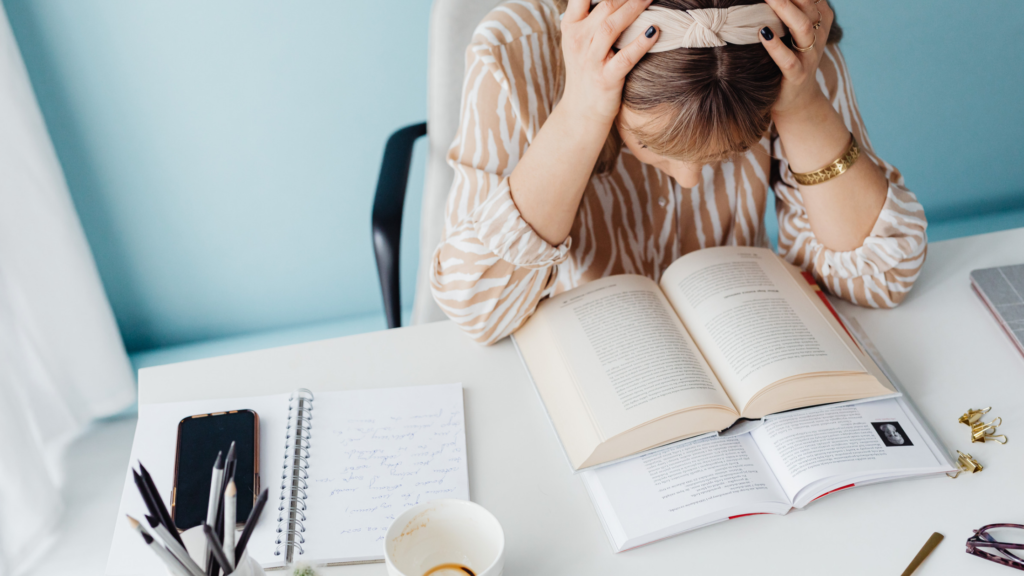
[513,246,896,471]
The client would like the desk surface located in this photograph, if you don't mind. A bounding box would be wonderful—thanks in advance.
[136,228,1024,575]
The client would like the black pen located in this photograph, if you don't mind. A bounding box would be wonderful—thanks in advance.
[203,522,234,576]
[234,488,268,565]
[138,461,186,547]
[132,469,161,524]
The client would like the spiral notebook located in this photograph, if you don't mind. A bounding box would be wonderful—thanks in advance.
[106,383,469,574]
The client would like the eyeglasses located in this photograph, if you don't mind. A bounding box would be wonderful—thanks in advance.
[967,524,1024,570]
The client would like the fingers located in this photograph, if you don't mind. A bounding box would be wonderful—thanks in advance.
[563,0,591,23]
[766,0,815,52]
[789,0,820,21]
[816,0,835,35]
[591,0,653,57]
[585,0,630,25]
[606,24,658,80]
[759,26,802,79]
[790,0,834,38]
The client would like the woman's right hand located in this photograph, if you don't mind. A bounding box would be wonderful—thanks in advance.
[506,0,658,246]
[559,0,659,126]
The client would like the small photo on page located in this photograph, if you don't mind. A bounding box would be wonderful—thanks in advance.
[871,421,914,447]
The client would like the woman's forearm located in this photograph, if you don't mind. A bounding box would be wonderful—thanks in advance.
[509,0,659,246]
[509,104,612,246]
[773,94,889,252]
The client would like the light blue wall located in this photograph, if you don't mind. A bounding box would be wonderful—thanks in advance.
[763,0,1024,247]
[6,0,1024,353]
[5,0,430,351]
[831,0,1024,220]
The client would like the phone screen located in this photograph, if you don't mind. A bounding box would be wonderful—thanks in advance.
[172,410,259,531]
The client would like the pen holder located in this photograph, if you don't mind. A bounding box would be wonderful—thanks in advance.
[177,526,266,576]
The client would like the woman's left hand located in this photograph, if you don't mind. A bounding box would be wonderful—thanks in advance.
[758,0,835,118]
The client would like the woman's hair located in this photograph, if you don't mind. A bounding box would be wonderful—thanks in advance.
[550,0,841,173]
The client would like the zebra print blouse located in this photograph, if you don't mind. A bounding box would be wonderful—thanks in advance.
[430,0,927,345]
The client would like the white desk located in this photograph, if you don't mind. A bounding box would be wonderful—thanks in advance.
[135,228,1024,575]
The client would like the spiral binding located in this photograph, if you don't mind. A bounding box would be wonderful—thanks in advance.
[275,388,314,561]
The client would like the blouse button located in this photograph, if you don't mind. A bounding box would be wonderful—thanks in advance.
[658,197,668,208]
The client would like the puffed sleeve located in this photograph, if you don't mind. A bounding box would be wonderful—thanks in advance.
[773,44,927,308]
[429,2,569,344]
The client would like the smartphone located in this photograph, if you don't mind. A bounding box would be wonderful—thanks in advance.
[172,409,260,531]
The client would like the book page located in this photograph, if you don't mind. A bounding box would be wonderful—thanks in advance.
[581,434,790,551]
[534,274,734,438]
[750,398,944,505]
[300,384,469,565]
[659,247,864,411]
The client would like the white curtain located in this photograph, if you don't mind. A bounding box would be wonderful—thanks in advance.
[0,5,136,576]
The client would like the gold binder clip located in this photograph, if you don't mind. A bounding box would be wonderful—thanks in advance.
[947,450,984,478]
[958,407,991,426]
[971,418,1007,444]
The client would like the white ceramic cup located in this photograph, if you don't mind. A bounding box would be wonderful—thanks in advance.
[173,525,266,576]
[384,499,504,576]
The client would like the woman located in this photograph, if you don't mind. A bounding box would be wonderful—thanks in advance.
[431,0,926,344]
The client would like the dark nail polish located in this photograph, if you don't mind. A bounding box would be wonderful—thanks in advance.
[645,25,656,38]
[760,26,774,41]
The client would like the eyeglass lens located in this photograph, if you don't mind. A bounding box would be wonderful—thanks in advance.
[977,527,1024,566]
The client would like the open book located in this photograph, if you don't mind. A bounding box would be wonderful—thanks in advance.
[513,246,896,470]
[581,396,957,552]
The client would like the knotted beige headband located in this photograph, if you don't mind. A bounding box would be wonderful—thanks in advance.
[612,4,784,52]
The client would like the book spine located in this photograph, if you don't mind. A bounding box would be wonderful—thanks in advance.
[275,388,314,563]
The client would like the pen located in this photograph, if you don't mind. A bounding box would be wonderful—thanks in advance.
[222,442,237,494]
[223,480,236,570]
[144,515,206,576]
[901,532,944,576]
[207,451,225,528]
[234,488,268,565]
[138,461,186,547]
[132,469,161,525]
[216,442,237,545]
[203,523,235,576]
[206,452,224,576]
[128,515,190,576]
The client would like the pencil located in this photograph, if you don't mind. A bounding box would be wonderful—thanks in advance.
[138,461,186,548]
[206,451,225,528]
[203,523,234,576]
[144,515,206,576]
[234,488,268,564]
[205,452,225,576]
[223,480,236,570]
[128,515,190,576]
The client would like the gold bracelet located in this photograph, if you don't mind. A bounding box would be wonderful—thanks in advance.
[791,135,861,186]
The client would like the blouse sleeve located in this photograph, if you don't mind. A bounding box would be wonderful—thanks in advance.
[429,4,568,344]
[773,44,928,308]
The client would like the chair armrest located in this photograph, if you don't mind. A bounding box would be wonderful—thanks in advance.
[372,122,428,329]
